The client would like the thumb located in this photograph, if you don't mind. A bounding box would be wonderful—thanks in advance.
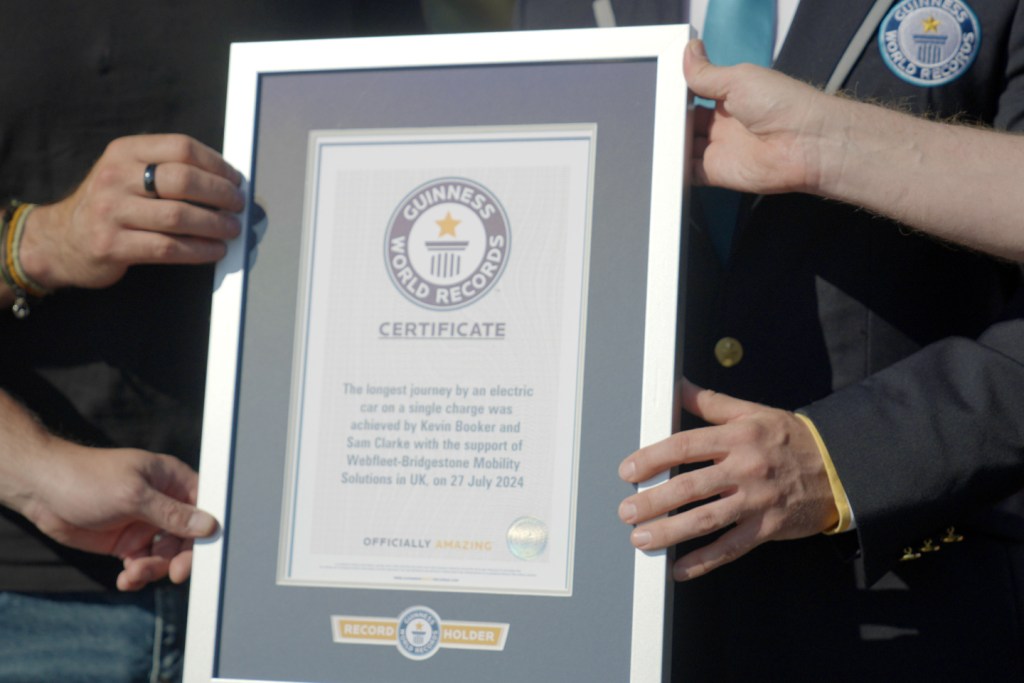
[139,492,219,539]
[684,39,729,102]
[681,378,762,425]
[134,453,219,538]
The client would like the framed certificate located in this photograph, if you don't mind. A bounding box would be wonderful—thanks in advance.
[186,24,688,683]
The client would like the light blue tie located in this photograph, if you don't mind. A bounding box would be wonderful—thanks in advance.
[698,0,775,262]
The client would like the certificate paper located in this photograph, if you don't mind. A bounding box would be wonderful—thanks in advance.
[279,126,596,595]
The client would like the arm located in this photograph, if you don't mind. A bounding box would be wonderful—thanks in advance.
[0,134,243,309]
[802,316,1024,583]
[616,318,1024,585]
[685,39,1024,261]
[0,390,218,591]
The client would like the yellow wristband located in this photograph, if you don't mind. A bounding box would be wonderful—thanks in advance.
[795,413,852,535]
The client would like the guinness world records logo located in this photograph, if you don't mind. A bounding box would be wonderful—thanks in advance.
[878,0,981,87]
[395,605,442,660]
[385,177,511,311]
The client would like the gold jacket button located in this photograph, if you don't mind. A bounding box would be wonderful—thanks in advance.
[900,547,921,562]
[715,337,744,368]
[942,527,964,543]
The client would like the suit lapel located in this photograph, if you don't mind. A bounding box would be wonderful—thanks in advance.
[773,0,885,85]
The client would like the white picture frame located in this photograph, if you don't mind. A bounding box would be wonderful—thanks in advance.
[186,24,688,683]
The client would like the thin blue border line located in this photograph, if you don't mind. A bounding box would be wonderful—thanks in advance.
[289,131,593,590]
[561,136,595,590]
[318,135,592,150]
[286,142,326,577]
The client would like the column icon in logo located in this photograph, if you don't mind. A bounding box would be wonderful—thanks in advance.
[426,210,469,279]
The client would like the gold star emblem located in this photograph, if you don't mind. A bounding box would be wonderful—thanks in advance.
[923,16,940,33]
[436,211,460,237]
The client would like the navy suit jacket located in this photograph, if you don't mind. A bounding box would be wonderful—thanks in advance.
[518,1,1024,679]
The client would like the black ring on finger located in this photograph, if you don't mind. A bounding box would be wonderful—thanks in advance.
[143,163,159,197]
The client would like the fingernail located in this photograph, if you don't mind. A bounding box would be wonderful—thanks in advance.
[187,510,218,536]
[673,564,693,581]
[632,529,652,548]
[619,459,636,481]
[619,502,638,524]
[692,39,707,58]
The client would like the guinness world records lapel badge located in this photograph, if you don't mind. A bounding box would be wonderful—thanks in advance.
[878,0,981,87]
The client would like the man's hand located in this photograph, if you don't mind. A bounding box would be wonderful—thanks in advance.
[23,445,218,591]
[685,39,836,197]
[0,391,218,591]
[617,381,838,580]
[18,134,244,291]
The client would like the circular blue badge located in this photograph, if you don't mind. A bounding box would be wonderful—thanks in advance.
[878,0,981,87]
[395,606,442,661]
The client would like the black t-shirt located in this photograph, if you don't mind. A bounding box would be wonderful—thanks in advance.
[0,0,423,592]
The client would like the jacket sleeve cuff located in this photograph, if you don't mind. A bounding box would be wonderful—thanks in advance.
[795,412,854,535]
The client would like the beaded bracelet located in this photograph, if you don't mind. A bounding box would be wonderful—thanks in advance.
[0,200,48,318]
[0,204,26,317]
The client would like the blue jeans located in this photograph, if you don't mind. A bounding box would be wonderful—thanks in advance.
[0,583,187,683]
